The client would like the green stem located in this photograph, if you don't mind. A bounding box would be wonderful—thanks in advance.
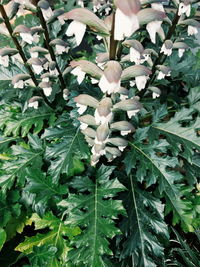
[0,4,53,109]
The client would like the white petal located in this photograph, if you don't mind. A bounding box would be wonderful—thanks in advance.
[121,130,131,136]
[91,78,99,84]
[80,122,88,130]
[120,94,128,101]
[50,68,59,76]
[42,7,53,21]
[130,81,136,87]
[127,109,140,119]
[76,103,87,114]
[33,33,40,43]
[14,80,24,89]
[0,55,9,67]
[71,66,86,84]
[96,35,103,40]
[20,33,34,44]
[151,3,165,12]
[130,47,141,64]
[178,3,191,17]
[99,75,120,94]
[94,109,113,124]
[56,45,66,55]
[114,8,139,40]
[119,146,126,152]
[66,20,86,46]
[152,92,160,99]
[160,45,172,56]
[135,75,148,91]
[30,52,38,58]
[42,77,49,82]
[32,64,43,75]
[146,21,162,44]
[188,25,198,36]
[157,71,165,80]
[28,101,38,109]
[43,87,52,96]
[178,48,185,58]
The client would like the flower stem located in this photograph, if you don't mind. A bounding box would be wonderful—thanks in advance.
[0,4,53,109]
[109,12,118,60]
[35,6,66,90]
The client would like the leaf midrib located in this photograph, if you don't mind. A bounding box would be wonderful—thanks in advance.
[153,126,200,148]
[129,142,184,222]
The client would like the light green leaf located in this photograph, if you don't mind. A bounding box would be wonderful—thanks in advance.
[15,212,81,265]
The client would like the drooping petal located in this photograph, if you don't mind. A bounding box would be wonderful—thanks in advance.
[135,75,148,90]
[146,20,162,44]
[114,8,139,40]
[188,25,198,36]
[71,66,86,84]
[66,20,86,46]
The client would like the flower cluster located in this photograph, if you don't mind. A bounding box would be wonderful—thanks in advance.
[73,60,144,165]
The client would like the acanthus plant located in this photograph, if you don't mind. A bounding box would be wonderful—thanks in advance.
[0,0,200,266]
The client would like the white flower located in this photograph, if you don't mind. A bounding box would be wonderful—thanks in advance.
[42,77,49,82]
[30,52,38,58]
[178,48,185,58]
[76,103,87,114]
[160,44,172,56]
[12,53,23,64]
[127,109,140,119]
[130,81,136,87]
[157,70,171,80]
[43,87,52,97]
[119,146,126,152]
[121,130,131,136]
[32,65,43,75]
[80,122,88,130]
[114,8,139,41]
[96,35,103,41]
[77,0,84,7]
[151,3,165,12]
[55,45,66,55]
[49,68,59,76]
[152,92,160,99]
[32,33,40,43]
[58,15,65,25]
[28,101,38,109]
[146,21,162,44]
[178,3,191,17]
[120,94,128,101]
[66,20,86,46]
[91,78,99,84]
[130,47,141,64]
[20,33,34,44]
[99,75,120,94]
[157,71,165,80]
[188,25,198,36]
[14,80,24,89]
[135,75,148,91]
[71,66,86,84]
[94,109,113,124]
[0,55,9,67]
[41,7,53,21]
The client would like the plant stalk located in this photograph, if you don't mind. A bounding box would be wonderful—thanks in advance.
[0,4,53,109]
[109,12,118,60]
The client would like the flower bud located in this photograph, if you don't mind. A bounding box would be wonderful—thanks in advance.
[96,123,109,144]
[95,97,113,124]
[82,127,96,138]
[113,99,142,111]
[74,94,99,108]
